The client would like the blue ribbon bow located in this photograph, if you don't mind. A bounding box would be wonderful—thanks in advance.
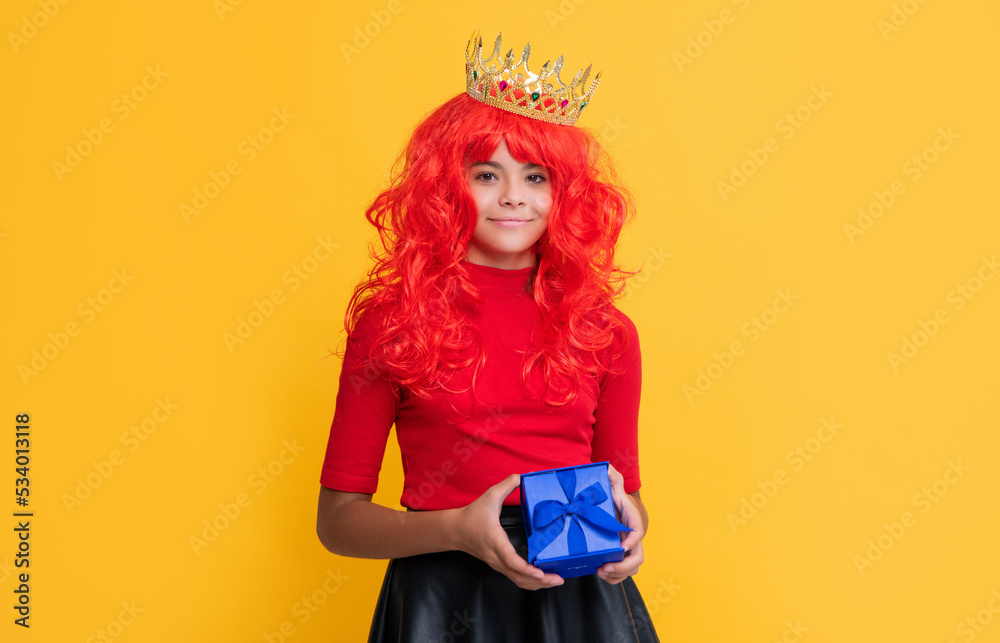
[528,468,633,562]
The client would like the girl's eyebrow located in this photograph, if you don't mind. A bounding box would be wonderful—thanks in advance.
[469,160,545,171]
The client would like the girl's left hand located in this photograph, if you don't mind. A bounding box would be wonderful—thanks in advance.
[596,463,645,585]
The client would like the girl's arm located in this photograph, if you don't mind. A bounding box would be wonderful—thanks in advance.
[316,474,566,591]
[316,486,457,558]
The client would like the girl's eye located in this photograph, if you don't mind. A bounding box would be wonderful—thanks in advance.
[474,171,547,183]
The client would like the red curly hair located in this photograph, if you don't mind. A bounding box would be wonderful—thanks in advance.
[341,92,637,407]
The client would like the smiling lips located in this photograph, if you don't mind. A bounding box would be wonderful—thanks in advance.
[489,218,532,228]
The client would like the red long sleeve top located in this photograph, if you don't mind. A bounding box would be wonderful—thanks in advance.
[319,260,643,510]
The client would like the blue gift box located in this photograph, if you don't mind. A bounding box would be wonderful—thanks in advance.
[519,461,633,578]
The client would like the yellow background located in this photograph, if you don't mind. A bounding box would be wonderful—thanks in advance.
[2,0,999,641]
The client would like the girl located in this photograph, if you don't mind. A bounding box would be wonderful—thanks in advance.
[317,31,659,642]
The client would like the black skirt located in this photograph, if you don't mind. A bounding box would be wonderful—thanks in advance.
[366,505,661,642]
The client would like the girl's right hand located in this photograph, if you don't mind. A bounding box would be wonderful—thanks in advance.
[451,473,565,591]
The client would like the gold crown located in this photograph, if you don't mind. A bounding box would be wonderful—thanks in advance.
[464,29,602,126]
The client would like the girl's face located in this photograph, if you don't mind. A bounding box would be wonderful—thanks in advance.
[464,139,552,270]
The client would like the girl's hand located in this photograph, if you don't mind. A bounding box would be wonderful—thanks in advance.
[597,463,646,585]
[452,473,566,591]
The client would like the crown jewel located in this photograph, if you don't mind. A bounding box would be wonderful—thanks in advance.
[465,29,602,126]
